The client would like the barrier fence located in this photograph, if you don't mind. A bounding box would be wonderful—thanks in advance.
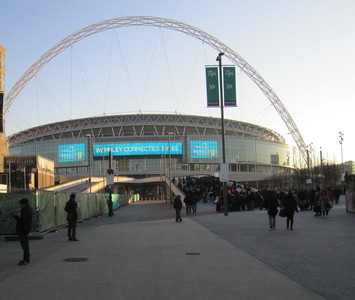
[0,191,139,235]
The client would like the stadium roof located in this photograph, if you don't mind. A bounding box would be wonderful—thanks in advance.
[8,114,285,145]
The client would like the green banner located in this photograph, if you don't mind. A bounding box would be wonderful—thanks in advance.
[205,67,219,106]
[223,66,237,106]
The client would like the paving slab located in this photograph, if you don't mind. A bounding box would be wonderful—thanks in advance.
[0,197,353,300]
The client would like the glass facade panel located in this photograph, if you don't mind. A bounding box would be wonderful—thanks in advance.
[9,135,295,179]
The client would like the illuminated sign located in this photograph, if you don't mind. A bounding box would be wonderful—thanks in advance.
[58,144,85,162]
[93,142,183,157]
[190,141,218,158]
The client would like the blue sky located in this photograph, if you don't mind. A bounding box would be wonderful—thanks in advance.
[1,0,355,164]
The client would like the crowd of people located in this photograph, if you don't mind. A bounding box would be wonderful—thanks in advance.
[10,176,340,266]
[172,176,341,229]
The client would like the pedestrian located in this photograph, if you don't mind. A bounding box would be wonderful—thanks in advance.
[10,198,33,265]
[107,194,114,217]
[191,191,198,214]
[183,193,192,214]
[255,191,264,210]
[173,195,183,222]
[265,190,278,230]
[314,187,321,216]
[319,189,330,218]
[65,193,79,241]
[284,192,299,230]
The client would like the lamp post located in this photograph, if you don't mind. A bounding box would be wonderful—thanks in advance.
[86,134,92,193]
[23,167,26,191]
[160,155,164,201]
[319,147,323,186]
[339,131,344,174]
[8,161,11,193]
[168,132,173,204]
[216,52,228,216]
[306,143,313,185]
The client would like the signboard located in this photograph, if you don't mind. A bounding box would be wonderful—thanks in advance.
[92,142,183,157]
[205,67,219,106]
[190,141,218,158]
[223,66,237,106]
[58,144,85,162]
[106,174,114,185]
[6,157,36,165]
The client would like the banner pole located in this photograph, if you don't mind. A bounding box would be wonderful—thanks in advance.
[216,53,228,216]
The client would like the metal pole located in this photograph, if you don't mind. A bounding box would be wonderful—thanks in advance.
[23,167,26,191]
[307,149,310,177]
[168,132,173,204]
[8,161,11,193]
[86,134,92,193]
[217,52,228,216]
[160,155,163,201]
[320,147,323,186]
[339,132,344,174]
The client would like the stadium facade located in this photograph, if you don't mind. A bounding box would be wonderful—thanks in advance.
[8,114,296,186]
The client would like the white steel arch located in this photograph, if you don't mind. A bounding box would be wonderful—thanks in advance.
[4,16,307,162]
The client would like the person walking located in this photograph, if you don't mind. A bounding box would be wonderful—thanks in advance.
[265,190,278,230]
[284,192,299,230]
[11,198,33,265]
[319,189,331,218]
[65,193,79,241]
[173,195,183,222]
[191,190,198,214]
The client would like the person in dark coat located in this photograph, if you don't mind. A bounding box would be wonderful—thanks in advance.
[284,192,299,230]
[173,195,183,222]
[183,193,192,215]
[313,186,321,216]
[11,198,33,265]
[65,193,79,241]
[265,191,278,230]
[107,194,114,217]
[190,190,199,214]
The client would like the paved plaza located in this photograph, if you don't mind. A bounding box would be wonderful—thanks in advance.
[0,196,354,299]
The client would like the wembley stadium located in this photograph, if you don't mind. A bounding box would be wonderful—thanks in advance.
[8,113,296,186]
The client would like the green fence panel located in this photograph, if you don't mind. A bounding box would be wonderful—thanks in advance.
[97,194,107,213]
[104,193,118,214]
[37,191,55,232]
[75,193,87,220]
[55,192,70,227]
[87,193,98,217]
[0,191,133,235]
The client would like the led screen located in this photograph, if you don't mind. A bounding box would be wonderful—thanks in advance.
[93,142,183,157]
[58,144,85,162]
[190,140,218,158]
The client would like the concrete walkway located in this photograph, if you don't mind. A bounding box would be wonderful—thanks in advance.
[0,197,354,299]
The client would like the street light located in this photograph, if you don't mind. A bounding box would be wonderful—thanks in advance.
[86,134,92,193]
[306,143,313,177]
[306,144,313,188]
[167,132,174,204]
[339,131,344,173]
